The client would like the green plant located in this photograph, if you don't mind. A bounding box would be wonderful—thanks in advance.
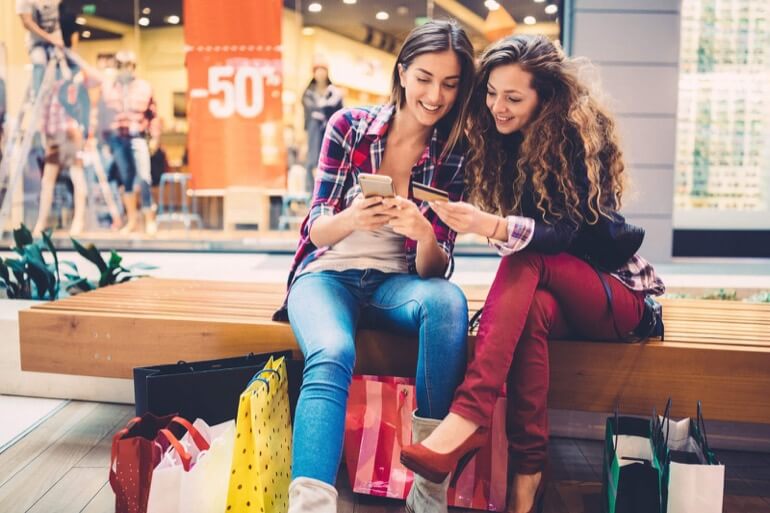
[65,238,155,294]
[745,291,770,303]
[700,288,738,301]
[0,225,63,300]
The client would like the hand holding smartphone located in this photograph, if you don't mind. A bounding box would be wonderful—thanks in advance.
[358,174,395,199]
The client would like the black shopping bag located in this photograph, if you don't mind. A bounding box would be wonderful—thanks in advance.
[602,410,664,513]
[133,351,303,425]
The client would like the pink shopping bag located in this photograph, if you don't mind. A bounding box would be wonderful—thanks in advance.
[343,375,508,511]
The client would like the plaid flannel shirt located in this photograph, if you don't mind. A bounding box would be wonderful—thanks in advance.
[99,77,159,138]
[491,215,665,295]
[274,104,466,320]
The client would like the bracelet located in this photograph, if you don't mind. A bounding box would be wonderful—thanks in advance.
[487,216,502,241]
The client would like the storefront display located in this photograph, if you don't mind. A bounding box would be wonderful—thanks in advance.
[674,0,770,229]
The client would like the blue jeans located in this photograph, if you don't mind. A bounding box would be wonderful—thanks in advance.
[287,269,469,485]
[107,134,153,207]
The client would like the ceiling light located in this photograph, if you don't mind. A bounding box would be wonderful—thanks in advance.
[142,7,151,14]
[534,0,545,3]
[545,4,558,14]
[165,15,180,24]
[82,30,91,38]
[308,2,322,12]
[343,0,357,4]
[524,16,536,24]
[396,5,409,15]
[138,16,150,26]
[375,11,389,20]
[484,0,500,9]
[75,16,86,25]
[302,27,315,36]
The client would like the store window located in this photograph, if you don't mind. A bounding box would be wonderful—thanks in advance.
[674,0,770,236]
[1,0,562,251]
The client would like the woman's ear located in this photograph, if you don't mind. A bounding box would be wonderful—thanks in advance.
[398,63,406,88]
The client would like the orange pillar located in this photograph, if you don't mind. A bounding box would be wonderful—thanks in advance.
[184,0,285,189]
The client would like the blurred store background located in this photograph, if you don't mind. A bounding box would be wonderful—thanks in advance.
[0,0,767,259]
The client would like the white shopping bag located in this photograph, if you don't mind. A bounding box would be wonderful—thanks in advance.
[657,402,724,513]
[179,420,236,513]
[146,418,235,513]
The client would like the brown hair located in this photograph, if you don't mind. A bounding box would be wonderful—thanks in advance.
[390,20,476,161]
[466,35,626,226]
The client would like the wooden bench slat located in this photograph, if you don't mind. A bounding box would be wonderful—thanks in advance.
[18,277,770,424]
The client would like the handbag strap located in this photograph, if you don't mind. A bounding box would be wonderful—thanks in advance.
[592,265,625,340]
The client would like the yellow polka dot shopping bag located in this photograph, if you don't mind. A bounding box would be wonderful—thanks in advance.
[226,356,292,513]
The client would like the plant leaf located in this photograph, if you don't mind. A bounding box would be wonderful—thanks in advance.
[108,250,122,270]
[71,238,107,273]
[0,258,10,283]
[13,224,34,251]
[26,258,52,299]
[42,230,60,298]
[59,260,80,274]
[66,277,94,295]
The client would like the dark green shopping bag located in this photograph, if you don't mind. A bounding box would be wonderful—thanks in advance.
[602,411,665,513]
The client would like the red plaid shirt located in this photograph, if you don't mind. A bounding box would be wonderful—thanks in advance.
[274,104,467,320]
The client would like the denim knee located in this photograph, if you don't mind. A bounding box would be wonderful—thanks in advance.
[416,279,468,331]
[302,336,356,383]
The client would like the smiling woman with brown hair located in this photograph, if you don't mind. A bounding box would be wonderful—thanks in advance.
[400,35,665,513]
[276,19,477,513]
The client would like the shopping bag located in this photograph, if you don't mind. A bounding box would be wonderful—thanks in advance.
[602,410,664,513]
[145,418,236,513]
[110,413,182,513]
[343,375,508,511]
[145,417,211,513]
[134,351,303,425]
[653,401,724,513]
[225,356,292,513]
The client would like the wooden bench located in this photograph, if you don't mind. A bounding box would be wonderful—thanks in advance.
[18,278,770,424]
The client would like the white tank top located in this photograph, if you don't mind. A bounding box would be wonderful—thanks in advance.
[300,225,408,276]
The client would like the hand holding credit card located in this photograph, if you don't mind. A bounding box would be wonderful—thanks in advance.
[412,182,449,202]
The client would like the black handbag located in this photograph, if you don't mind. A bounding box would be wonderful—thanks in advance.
[594,267,664,342]
[133,351,304,425]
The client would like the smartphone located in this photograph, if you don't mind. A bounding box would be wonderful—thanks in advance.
[358,174,395,198]
[412,182,449,202]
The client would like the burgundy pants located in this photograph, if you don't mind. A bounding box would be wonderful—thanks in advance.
[450,251,645,473]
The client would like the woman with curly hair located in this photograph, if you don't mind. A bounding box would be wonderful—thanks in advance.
[400,35,665,513]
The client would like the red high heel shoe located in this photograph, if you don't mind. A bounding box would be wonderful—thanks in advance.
[400,428,488,485]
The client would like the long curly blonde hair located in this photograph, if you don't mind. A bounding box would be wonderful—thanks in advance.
[466,35,626,227]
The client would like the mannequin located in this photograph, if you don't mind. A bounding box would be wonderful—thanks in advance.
[98,50,158,234]
[301,56,343,193]
[31,55,92,236]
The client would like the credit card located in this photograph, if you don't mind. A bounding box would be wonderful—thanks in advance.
[413,182,449,202]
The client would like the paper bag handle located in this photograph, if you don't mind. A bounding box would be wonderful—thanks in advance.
[158,428,193,471]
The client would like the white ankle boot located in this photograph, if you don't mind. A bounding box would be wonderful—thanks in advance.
[405,412,450,513]
[287,477,338,513]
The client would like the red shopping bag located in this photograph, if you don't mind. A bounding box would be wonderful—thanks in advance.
[110,413,204,513]
[343,375,508,511]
